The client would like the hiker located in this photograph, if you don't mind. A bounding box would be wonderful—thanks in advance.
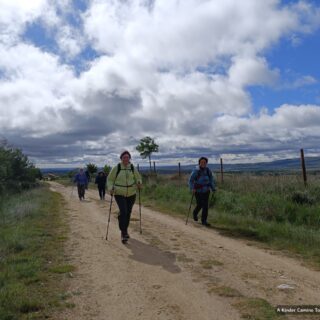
[95,171,106,200]
[74,168,89,201]
[188,157,215,226]
[85,170,90,189]
[107,151,142,243]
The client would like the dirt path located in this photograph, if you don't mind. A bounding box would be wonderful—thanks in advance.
[50,182,320,320]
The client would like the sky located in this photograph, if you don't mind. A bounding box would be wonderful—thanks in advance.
[0,0,320,168]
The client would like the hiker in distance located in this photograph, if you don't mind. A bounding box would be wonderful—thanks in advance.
[85,169,90,189]
[107,151,142,243]
[95,171,107,200]
[74,168,89,201]
[188,157,216,226]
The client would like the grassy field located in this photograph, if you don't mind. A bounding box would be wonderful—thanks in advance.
[0,184,72,320]
[140,172,320,269]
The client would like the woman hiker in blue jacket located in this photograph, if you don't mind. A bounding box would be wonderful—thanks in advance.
[188,157,215,226]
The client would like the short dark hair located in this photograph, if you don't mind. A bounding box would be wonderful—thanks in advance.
[120,150,131,159]
[198,157,208,164]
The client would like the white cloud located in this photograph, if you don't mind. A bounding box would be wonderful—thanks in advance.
[0,0,320,165]
[0,0,47,44]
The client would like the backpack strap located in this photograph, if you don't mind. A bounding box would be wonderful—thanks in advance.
[115,163,121,179]
[196,167,209,180]
[115,163,135,179]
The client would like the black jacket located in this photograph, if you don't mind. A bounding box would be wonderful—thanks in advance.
[95,174,106,187]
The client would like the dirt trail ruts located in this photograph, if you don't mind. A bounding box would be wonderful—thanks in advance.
[50,182,320,320]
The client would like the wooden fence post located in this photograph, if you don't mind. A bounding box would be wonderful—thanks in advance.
[300,149,307,187]
[220,158,224,184]
[178,162,181,177]
[153,161,156,174]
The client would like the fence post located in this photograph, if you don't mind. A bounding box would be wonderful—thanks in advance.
[153,161,156,174]
[300,149,307,187]
[220,158,224,184]
[178,162,181,177]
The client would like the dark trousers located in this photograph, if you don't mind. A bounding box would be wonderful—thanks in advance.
[98,186,105,199]
[114,195,136,234]
[193,191,210,223]
[77,184,85,199]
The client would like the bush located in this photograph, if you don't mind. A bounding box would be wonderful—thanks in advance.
[290,191,315,205]
[0,141,41,195]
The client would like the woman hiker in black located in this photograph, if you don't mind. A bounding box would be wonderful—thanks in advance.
[188,157,216,226]
[107,151,142,243]
[95,171,107,200]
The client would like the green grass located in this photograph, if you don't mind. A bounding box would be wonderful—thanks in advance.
[208,285,242,298]
[49,265,76,274]
[200,259,224,269]
[233,297,283,319]
[0,185,69,319]
[141,173,320,269]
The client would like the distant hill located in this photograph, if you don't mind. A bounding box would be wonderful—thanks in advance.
[147,156,320,174]
[39,157,320,175]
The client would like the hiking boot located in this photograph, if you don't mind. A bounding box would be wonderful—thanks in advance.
[124,233,130,239]
[121,233,128,244]
[202,221,211,227]
[193,212,198,222]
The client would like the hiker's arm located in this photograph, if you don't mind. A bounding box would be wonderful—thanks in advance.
[134,167,142,187]
[209,170,216,191]
[107,166,117,192]
[188,171,196,191]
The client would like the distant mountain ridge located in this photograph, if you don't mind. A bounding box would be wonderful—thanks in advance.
[40,156,320,174]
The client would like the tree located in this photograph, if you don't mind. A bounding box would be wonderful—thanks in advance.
[86,163,98,176]
[103,164,111,176]
[0,141,41,194]
[136,136,159,172]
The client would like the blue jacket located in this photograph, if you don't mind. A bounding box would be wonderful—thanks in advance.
[189,166,215,193]
[74,173,88,186]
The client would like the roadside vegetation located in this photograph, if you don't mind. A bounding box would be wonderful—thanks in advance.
[140,172,320,269]
[0,141,70,319]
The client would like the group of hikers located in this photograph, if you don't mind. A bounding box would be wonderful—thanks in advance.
[73,151,215,243]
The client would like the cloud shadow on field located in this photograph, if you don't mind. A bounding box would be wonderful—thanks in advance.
[127,239,181,274]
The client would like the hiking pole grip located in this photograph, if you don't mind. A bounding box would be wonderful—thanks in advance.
[185,192,194,225]
[105,192,114,241]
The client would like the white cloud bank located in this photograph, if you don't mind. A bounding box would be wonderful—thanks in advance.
[0,0,320,166]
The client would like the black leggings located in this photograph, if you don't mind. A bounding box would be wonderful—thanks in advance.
[193,192,209,223]
[114,194,136,234]
[77,184,85,199]
[98,186,105,199]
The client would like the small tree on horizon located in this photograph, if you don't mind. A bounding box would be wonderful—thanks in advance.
[103,164,111,176]
[86,163,98,177]
[136,136,159,172]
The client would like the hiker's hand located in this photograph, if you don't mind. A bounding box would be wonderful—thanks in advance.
[137,183,142,190]
[109,189,114,195]
[192,189,196,194]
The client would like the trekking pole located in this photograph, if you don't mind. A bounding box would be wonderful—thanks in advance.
[138,186,142,234]
[209,189,217,208]
[105,191,114,241]
[209,191,214,208]
[185,192,194,225]
[70,184,75,200]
